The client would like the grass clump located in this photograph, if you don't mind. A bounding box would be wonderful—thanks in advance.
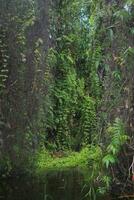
[35,147,90,173]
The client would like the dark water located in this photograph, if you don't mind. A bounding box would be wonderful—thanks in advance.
[0,169,111,200]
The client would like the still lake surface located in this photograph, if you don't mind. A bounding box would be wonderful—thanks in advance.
[0,169,111,200]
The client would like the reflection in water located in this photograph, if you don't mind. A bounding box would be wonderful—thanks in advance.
[0,169,110,200]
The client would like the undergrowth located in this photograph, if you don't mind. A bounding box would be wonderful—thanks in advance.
[35,147,90,173]
[34,118,128,199]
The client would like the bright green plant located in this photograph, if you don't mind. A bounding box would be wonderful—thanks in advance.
[103,118,128,169]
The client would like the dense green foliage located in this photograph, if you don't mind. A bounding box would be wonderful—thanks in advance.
[0,0,134,198]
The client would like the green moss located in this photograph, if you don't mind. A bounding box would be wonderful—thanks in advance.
[35,147,90,174]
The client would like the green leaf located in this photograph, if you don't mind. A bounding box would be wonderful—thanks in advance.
[109,28,114,41]
[102,154,116,168]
